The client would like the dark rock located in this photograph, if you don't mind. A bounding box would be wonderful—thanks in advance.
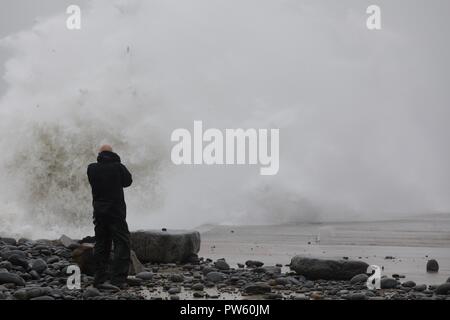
[18,238,32,245]
[7,255,29,270]
[350,274,369,284]
[245,260,264,268]
[169,274,184,283]
[29,270,40,280]
[130,230,200,263]
[265,293,283,300]
[13,288,28,300]
[1,249,26,260]
[83,287,100,298]
[186,253,200,264]
[25,287,52,300]
[243,282,271,294]
[0,272,25,286]
[31,259,47,274]
[46,256,59,264]
[59,235,79,249]
[30,296,55,300]
[193,291,205,298]
[435,283,450,295]
[0,238,16,246]
[202,266,217,275]
[290,256,369,280]
[426,259,439,273]
[214,259,230,270]
[414,284,427,292]
[126,277,143,287]
[96,283,120,292]
[205,271,226,283]
[381,278,399,289]
[261,266,281,275]
[402,281,416,288]
[168,287,181,294]
[274,277,290,286]
[192,283,204,291]
[0,261,12,271]
[345,293,366,300]
[136,271,153,280]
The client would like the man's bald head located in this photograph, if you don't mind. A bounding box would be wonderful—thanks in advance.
[99,144,113,153]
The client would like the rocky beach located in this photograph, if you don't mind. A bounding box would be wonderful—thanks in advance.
[1,215,450,300]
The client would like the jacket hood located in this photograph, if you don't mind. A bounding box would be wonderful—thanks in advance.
[97,150,121,163]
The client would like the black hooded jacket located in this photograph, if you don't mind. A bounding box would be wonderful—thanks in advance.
[87,151,132,219]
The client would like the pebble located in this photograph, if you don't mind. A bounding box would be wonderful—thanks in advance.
[135,271,153,280]
[402,281,416,288]
[426,259,439,273]
[243,282,271,295]
[214,259,230,271]
[169,274,184,283]
[350,274,368,284]
[413,284,427,292]
[193,291,205,298]
[83,287,101,299]
[310,292,323,300]
[0,272,26,286]
[381,278,398,289]
[205,271,226,283]
[168,287,181,294]
[8,255,29,270]
[31,259,48,273]
[192,283,204,291]
[245,260,264,268]
[435,283,450,295]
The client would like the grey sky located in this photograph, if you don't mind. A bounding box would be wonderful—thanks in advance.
[0,0,89,94]
[1,0,449,92]
[0,0,449,233]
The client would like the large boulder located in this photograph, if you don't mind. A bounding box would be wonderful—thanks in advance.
[426,259,439,273]
[59,235,80,249]
[290,256,369,280]
[72,244,96,275]
[130,230,200,263]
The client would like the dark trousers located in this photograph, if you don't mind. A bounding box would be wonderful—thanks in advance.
[93,216,131,285]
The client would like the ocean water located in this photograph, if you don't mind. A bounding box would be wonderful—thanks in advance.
[199,214,450,285]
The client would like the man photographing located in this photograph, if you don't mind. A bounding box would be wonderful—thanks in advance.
[87,145,133,288]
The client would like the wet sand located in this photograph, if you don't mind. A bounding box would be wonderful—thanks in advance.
[198,214,450,285]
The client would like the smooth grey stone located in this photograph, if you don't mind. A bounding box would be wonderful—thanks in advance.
[130,230,200,263]
[350,273,369,284]
[290,257,369,280]
[31,259,47,273]
[0,272,25,286]
[205,271,226,283]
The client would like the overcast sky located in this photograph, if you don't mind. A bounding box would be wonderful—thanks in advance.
[0,0,449,235]
[0,0,89,94]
